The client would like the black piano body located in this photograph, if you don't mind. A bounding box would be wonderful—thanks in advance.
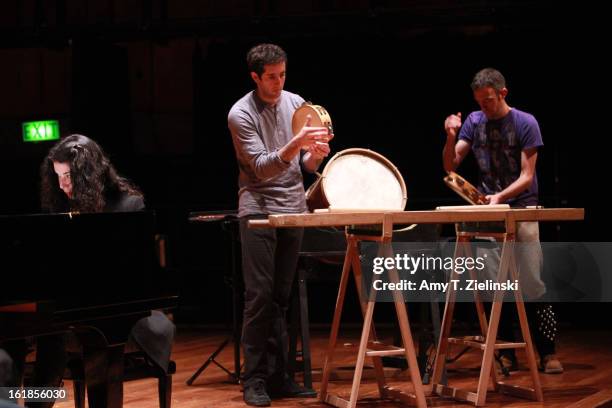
[0,211,179,408]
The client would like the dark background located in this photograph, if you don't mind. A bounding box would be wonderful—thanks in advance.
[0,1,608,327]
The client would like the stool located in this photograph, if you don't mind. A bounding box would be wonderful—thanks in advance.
[66,351,176,408]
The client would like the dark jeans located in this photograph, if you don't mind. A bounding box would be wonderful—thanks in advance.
[239,215,303,387]
[499,302,556,358]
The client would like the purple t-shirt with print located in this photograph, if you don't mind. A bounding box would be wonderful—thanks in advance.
[458,108,544,207]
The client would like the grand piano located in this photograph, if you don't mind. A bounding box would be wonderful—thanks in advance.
[0,211,179,408]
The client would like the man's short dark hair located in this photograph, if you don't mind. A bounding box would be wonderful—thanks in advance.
[247,43,287,77]
[471,68,506,92]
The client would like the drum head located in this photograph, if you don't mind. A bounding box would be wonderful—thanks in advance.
[321,149,406,210]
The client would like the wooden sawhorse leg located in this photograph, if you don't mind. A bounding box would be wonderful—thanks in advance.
[431,216,543,406]
[320,214,427,408]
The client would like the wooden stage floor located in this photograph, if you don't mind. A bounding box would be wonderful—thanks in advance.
[53,327,612,408]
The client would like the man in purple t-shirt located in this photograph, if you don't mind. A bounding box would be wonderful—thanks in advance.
[454,107,543,207]
[442,68,563,374]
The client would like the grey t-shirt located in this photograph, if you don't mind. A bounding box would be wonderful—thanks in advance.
[228,90,308,217]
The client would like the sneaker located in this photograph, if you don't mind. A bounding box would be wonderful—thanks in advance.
[268,378,317,399]
[244,380,271,407]
[540,354,563,374]
[499,354,518,372]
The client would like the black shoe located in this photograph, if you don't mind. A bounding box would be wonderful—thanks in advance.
[268,378,317,399]
[499,353,518,372]
[244,380,271,407]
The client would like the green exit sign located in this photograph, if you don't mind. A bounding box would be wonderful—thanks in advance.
[22,120,60,142]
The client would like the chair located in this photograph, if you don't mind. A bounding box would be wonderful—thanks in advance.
[288,227,346,388]
[66,351,176,408]
[66,233,177,407]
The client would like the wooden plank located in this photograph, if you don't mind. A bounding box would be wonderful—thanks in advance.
[448,337,526,350]
[436,204,511,210]
[494,341,526,349]
[431,234,465,389]
[565,389,612,408]
[497,382,537,400]
[310,366,403,381]
[513,207,584,222]
[384,243,428,408]
[325,394,351,408]
[366,341,403,352]
[511,244,544,402]
[256,208,584,228]
[248,219,271,228]
[434,384,478,403]
[384,386,418,405]
[347,300,376,408]
[319,239,355,401]
[365,349,406,357]
[350,238,388,396]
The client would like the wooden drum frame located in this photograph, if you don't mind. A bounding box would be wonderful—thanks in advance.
[292,103,333,135]
[305,148,407,212]
[444,171,488,205]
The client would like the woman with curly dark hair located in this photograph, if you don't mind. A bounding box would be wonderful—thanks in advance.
[40,134,144,213]
[15,134,175,408]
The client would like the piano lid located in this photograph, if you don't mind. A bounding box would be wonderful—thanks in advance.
[0,211,176,309]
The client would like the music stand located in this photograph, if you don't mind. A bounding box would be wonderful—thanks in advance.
[186,211,242,385]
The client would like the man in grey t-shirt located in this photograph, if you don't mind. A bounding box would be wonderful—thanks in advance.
[228,43,333,406]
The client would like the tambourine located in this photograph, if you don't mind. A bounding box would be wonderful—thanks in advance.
[292,103,333,135]
[444,171,488,205]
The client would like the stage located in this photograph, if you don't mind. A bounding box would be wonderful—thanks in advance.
[51,326,612,408]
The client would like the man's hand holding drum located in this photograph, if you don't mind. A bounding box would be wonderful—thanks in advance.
[299,114,333,159]
[279,114,330,163]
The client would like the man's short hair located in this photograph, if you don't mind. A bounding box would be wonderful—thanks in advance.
[247,43,287,77]
[471,68,506,92]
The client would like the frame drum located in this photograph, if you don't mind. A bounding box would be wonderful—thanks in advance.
[292,103,333,135]
[443,171,488,205]
[305,148,407,211]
